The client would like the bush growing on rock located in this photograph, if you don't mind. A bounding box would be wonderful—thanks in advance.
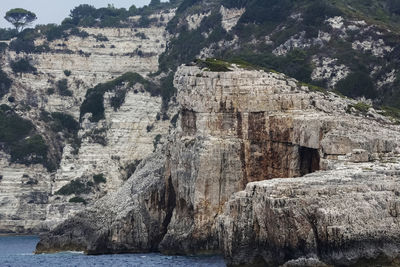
[57,79,73,96]
[9,135,48,165]
[10,58,36,74]
[81,72,157,122]
[63,70,71,77]
[55,179,92,195]
[0,69,12,99]
[336,72,377,99]
[68,196,87,204]
[50,112,79,134]
[93,174,106,184]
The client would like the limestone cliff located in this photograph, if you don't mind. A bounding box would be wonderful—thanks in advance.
[36,65,400,266]
[0,9,175,233]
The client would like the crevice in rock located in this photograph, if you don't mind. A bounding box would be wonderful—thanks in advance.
[299,147,320,176]
[161,175,176,239]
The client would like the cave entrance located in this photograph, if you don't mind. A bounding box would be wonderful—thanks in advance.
[299,147,320,176]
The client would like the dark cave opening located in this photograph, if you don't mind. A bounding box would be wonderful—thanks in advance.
[299,147,320,176]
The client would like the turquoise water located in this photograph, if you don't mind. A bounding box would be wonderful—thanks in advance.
[0,236,226,267]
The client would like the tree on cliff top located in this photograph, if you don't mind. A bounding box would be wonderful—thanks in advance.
[4,8,37,32]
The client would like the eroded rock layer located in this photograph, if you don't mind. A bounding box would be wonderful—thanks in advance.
[0,10,175,233]
[36,66,400,266]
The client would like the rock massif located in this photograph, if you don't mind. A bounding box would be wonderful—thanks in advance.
[0,10,175,233]
[37,65,400,266]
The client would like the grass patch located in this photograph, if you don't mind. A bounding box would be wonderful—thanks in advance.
[347,102,371,114]
[195,58,232,72]
[298,82,329,95]
[381,105,400,122]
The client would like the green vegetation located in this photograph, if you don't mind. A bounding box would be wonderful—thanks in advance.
[348,102,372,113]
[80,72,160,122]
[57,79,73,96]
[195,58,232,72]
[8,34,35,54]
[160,11,227,72]
[93,173,106,184]
[224,49,314,83]
[4,8,37,32]
[124,160,142,180]
[0,68,12,99]
[50,112,79,134]
[298,82,329,95]
[153,134,162,151]
[81,128,107,146]
[55,179,92,195]
[0,105,50,167]
[170,113,179,128]
[69,196,87,204]
[0,43,8,53]
[10,58,36,74]
[381,105,400,121]
[64,70,71,77]
[94,34,109,42]
[0,28,18,40]
[336,72,377,99]
[0,104,33,143]
[10,135,48,164]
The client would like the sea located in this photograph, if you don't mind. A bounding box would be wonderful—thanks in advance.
[0,236,226,267]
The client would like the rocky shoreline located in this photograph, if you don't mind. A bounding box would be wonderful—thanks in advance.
[35,66,400,266]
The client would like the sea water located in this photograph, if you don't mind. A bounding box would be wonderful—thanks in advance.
[0,236,226,267]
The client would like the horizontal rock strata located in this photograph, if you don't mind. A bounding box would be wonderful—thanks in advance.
[36,66,400,266]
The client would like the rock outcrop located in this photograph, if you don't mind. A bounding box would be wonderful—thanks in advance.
[219,160,400,266]
[0,10,175,233]
[36,65,400,266]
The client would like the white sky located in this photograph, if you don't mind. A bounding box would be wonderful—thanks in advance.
[0,0,158,28]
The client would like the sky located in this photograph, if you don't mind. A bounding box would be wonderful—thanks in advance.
[0,0,155,28]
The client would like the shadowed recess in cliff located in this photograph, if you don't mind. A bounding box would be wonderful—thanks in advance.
[245,112,320,182]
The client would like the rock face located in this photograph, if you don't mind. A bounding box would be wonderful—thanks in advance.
[36,153,172,254]
[0,11,175,233]
[219,161,400,266]
[36,65,400,266]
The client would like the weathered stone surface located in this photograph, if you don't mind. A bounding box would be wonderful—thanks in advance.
[36,66,400,266]
[218,160,400,266]
[0,10,175,233]
[36,153,172,254]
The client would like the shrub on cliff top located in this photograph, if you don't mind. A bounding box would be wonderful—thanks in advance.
[195,58,232,72]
